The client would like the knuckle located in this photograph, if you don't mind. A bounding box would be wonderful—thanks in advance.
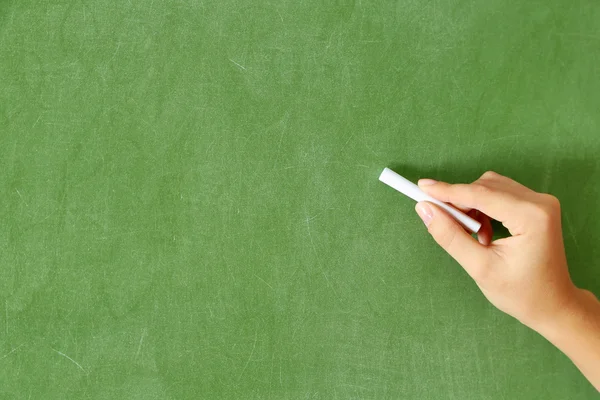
[542,194,561,211]
[528,194,562,225]
[471,182,493,195]
[529,203,554,225]
[480,170,500,180]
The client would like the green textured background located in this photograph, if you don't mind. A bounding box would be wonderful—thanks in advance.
[1,0,600,398]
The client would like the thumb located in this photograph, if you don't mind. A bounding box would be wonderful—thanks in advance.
[415,202,489,280]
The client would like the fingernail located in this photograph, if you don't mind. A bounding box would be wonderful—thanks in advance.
[415,202,433,227]
[418,179,437,186]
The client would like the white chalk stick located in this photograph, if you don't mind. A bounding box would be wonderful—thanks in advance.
[379,168,481,233]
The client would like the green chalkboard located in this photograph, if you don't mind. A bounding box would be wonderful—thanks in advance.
[1,0,599,398]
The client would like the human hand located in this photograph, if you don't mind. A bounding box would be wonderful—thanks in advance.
[414,171,581,331]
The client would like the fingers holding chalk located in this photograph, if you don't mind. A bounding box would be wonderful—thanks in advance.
[469,209,493,245]
[418,179,472,212]
[379,168,482,233]
[415,178,527,234]
[416,202,489,277]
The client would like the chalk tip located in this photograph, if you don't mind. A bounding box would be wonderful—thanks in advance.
[378,167,392,182]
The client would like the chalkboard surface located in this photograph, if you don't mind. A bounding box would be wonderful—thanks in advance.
[1,0,599,398]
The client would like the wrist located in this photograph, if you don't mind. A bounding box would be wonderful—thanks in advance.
[534,288,598,344]
[532,288,600,391]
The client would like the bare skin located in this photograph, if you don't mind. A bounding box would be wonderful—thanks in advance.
[414,171,600,391]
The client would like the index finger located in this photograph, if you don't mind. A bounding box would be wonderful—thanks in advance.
[417,177,529,235]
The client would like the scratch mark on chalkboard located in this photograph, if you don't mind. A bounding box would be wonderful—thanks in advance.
[15,189,28,206]
[222,254,237,285]
[487,350,503,397]
[555,32,600,41]
[321,270,334,289]
[34,207,59,225]
[342,132,356,148]
[0,343,25,360]
[305,216,319,256]
[273,112,290,167]
[476,140,485,164]
[238,328,258,381]
[325,29,336,51]
[269,353,275,393]
[4,301,7,336]
[451,77,472,109]
[305,215,318,225]
[361,128,380,157]
[32,113,43,128]
[472,341,484,383]
[229,59,247,71]
[488,134,527,143]
[275,8,284,23]
[305,215,337,294]
[97,228,161,240]
[313,140,320,163]
[254,274,274,290]
[52,348,86,374]
[338,383,369,391]
[135,328,147,359]
[564,214,580,250]
[429,296,436,326]
[322,133,356,167]
[276,127,287,154]
[109,42,121,63]
[291,314,307,339]
[279,356,283,387]
[507,139,521,159]
[287,267,300,281]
